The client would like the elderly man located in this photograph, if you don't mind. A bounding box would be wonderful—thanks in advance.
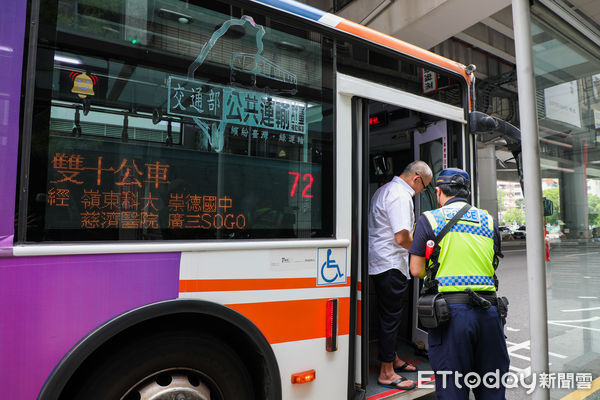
[369,160,433,391]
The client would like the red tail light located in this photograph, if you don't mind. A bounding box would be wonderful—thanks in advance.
[326,298,338,352]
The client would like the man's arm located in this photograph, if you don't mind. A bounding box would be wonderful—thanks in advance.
[394,229,412,250]
[410,254,427,279]
[409,215,434,279]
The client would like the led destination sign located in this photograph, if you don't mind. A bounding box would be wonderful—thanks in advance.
[44,137,320,237]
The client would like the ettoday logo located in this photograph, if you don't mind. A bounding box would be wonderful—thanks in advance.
[417,370,593,394]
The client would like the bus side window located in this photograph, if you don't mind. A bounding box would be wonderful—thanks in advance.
[25,1,335,242]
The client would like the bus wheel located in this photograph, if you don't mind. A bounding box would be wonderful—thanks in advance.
[71,332,254,400]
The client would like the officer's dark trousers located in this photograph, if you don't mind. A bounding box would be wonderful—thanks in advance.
[372,269,409,363]
[428,303,510,400]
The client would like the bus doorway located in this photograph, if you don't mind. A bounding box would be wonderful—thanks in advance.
[362,99,448,398]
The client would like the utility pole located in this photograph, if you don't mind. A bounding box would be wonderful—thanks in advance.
[512,1,550,398]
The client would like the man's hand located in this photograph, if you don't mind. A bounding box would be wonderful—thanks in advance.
[394,229,412,250]
[410,254,427,279]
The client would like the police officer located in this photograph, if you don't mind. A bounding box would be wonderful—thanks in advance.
[409,168,509,399]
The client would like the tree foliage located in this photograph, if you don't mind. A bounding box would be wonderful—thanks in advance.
[588,193,600,227]
[503,208,524,225]
[497,189,506,212]
[543,188,560,225]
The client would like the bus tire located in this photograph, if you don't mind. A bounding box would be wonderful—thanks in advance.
[71,331,254,400]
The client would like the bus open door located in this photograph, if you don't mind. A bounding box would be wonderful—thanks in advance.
[349,85,470,398]
[349,88,523,398]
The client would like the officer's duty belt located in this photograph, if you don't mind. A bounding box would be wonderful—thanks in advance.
[442,292,498,306]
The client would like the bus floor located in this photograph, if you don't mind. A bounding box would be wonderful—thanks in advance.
[366,339,436,399]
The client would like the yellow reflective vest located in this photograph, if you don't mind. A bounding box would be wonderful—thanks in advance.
[423,201,496,293]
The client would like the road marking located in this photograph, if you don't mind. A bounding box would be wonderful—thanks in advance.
[548,322,600,332]
[565,251,600,257]
[506,340,530,351]
[577,296,598,299]
[506,340,533,378]
[506,340,567,359]
[506,326,520,332]
[509,352,531,361]
[548,316,600,323]
[560,376,600,400]
[561,306,600,312]
[509,365,531,377]
[549,352,568,359]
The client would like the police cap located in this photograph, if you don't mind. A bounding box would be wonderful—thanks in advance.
[436,168,470,188]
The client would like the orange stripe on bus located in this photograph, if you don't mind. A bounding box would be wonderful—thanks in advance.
[179,277,350,292]
[228,298,350,344]
[336,20,471,84]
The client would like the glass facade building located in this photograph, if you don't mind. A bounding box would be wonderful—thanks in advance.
[530,3,600,398]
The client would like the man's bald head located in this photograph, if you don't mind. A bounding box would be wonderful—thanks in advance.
[401,161,433,181]
[399,161,433,194]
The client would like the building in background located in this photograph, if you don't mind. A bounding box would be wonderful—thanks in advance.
[498,180,524,226]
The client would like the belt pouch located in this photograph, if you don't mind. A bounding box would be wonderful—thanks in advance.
[417,293,450,329]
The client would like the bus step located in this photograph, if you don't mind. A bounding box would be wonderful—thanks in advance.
[366,386,435,400]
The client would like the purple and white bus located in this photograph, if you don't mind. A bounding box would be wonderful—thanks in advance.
[0,0,520,399]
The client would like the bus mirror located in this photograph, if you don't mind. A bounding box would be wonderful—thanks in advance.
[470,111,525,195]
[469,111,521,147]
[469,111,496,132]
[543,197,554,217]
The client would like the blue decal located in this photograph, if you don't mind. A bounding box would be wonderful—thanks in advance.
[251,0,326,22]
[320,248,343,283]
[167,78,307,143]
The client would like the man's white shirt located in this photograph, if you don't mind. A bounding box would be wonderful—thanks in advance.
[368,176,415,277]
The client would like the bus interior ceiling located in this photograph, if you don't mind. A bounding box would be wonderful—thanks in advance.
[368,101,442,191]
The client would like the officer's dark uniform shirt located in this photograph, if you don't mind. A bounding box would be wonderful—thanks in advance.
[410,197,502,258]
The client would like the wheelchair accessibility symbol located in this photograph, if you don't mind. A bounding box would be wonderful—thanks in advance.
[317,247,347,286]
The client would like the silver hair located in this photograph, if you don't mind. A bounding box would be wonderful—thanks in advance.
[401,160,432,179]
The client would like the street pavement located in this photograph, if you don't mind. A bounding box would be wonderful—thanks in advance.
[496,240,531,400]
[489,239,599,400]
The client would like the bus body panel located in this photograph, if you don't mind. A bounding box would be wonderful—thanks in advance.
[0,253,180,400]
[272,336,350,399]
[179,247,351,398]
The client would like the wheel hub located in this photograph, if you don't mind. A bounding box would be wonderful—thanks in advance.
[126,372,211,400]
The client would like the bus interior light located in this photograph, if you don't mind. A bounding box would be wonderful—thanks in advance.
[369,111,388,128]
[54,55,82,65]
[291,369,316,384]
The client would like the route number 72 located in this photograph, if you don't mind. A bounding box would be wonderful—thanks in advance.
[288,172,314,198]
